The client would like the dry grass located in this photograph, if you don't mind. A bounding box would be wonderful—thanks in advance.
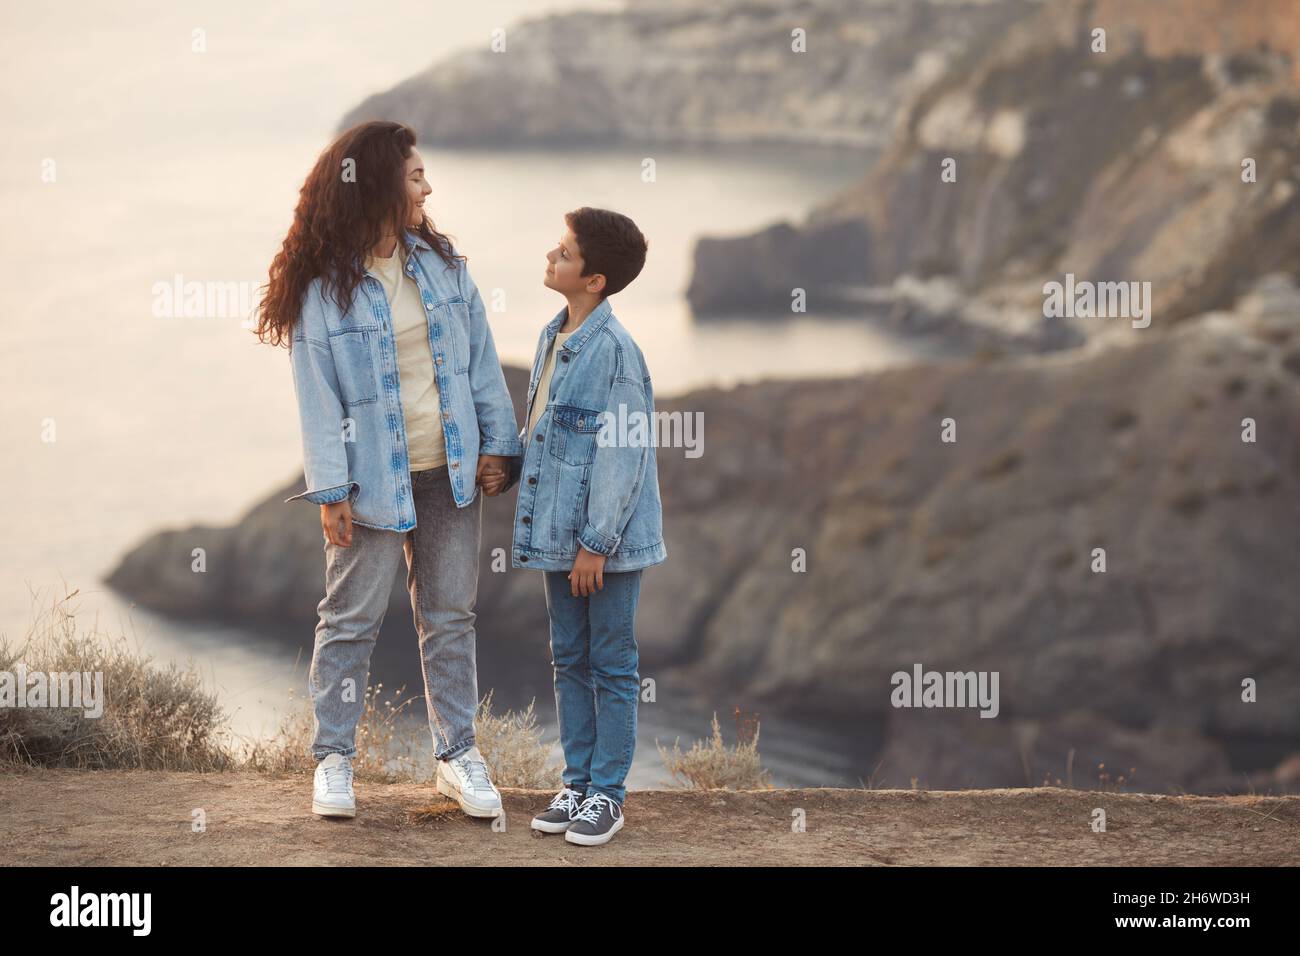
[2,588,558,788]
[472,690,558,789]
[243,682,430,782]
[656,711,773,790]
[0,589,234,771]
[245,685,558,786]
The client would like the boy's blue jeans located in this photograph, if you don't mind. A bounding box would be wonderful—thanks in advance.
[543,568,643,805]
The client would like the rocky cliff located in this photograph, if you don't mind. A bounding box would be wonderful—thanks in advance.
[688,0,1300,321]
[339,0,1037,148]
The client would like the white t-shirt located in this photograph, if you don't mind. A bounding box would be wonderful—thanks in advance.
[366,249,447,471]
[527,330,574,435]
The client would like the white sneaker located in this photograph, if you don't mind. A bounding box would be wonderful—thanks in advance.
[312,752,356,818]
[436,745,502,818]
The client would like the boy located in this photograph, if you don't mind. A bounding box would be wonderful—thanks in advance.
[487,206,665,846]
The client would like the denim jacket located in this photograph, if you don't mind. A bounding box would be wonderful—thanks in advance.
[284,229,522,531]
[508,297,666,572]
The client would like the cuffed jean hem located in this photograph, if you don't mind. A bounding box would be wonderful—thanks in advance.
[312,745,357,761]
[585,783,625,805]
[436,736,476,761]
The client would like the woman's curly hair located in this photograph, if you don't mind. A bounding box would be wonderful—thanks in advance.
[255,120,462,347]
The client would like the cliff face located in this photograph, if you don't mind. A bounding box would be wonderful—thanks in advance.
[688,0,1300,322]
[655,297,1300,794]
[1084,0,1300,80]
[339,0,1036,148]
[106,299,1300,793]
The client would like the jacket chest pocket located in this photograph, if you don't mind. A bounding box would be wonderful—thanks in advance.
[549,404,601,466]
[439,298,471,374]
[329,328,378,406]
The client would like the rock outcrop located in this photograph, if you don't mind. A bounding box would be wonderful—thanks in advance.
[339,0,1036,148]
[687,0,1300,324]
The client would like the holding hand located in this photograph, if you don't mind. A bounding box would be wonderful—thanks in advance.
[476,454,509,496]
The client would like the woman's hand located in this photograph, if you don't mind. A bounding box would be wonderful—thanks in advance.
[321,499,353,547]
[479,469,506,496]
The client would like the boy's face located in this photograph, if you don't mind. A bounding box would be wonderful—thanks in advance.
[544,225,604,296]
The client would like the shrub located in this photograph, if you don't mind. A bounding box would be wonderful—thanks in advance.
[243,682,427,782]
[473,691,558,789]
[0,589,233,771]
[657,711,772,790]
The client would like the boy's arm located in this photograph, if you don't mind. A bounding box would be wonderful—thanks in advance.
[459,263,523,470]
[578,351,653,558]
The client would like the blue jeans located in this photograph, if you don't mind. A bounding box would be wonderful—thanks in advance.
[543,568,642,804]
[309,468,481,762]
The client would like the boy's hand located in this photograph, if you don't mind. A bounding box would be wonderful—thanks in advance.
[569,547,606,597]
[476,454,509,496]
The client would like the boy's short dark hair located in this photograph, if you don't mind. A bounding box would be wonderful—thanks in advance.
[564,207,648,297]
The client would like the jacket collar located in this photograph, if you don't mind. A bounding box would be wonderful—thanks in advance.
[362,230,430,278]
[402,228,433,253]
[545,297,613,354]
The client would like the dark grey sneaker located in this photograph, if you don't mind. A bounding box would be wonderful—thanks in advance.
[530,786,586,834]
[564,792,624,845]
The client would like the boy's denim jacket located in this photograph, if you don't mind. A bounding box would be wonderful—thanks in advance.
[507,297,666,572]
[284,230,522,531]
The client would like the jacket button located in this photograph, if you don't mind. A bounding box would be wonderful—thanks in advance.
[522,516,531,524]
[561,354,569,363]
[519,555,528,562]
[450,462,459,469]
[527,476,536,485]
[435,355,443,365]
[535,434,543,442]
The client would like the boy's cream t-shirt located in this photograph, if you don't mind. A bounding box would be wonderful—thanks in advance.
[366,249,447,471]
[527,330,575,435]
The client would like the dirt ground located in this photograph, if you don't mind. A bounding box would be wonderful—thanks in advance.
[1,768,1296,866]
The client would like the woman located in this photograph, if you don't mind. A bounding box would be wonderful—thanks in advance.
[255,121,521,820]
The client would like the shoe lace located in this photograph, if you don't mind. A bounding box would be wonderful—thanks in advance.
[573,792,618,826]
[454,753,493,791]
[548,788,583,813]
[323,760,353,794]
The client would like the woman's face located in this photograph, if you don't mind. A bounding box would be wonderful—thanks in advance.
[403,147,433,228]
